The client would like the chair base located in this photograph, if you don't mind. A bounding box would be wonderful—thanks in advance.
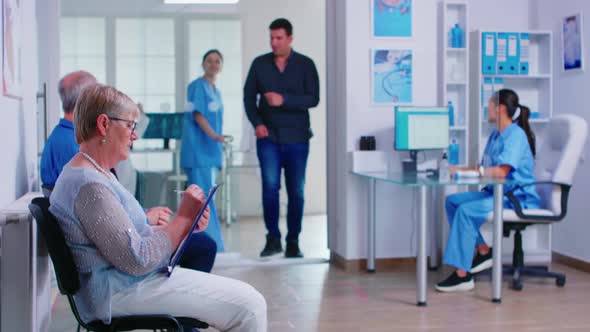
[83,316,209,332]
[474,264,566,291]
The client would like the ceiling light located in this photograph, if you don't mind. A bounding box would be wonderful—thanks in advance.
[163,0,239,4]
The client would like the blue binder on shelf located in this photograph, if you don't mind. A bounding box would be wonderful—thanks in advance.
[482,32,497,74]
[507,32,520,74]
[496,32,509,74]
[519,33,530,75]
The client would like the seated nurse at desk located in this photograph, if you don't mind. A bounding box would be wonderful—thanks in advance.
[435,89,541,292]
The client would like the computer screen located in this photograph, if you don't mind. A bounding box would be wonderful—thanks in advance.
[394,106,449,151]
[142,112,184,140]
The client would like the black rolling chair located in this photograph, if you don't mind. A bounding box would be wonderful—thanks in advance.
[28,197,209,332]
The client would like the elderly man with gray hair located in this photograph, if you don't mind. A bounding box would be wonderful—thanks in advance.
[40,70,97,194]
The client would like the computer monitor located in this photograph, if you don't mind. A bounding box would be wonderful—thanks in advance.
[394,106,449,171]
[142,112,184,149]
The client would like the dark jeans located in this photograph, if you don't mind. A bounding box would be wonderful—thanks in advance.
[179,232,217,273]
[256,138,310,242]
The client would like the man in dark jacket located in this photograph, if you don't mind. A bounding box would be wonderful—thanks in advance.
[244,18,320,258]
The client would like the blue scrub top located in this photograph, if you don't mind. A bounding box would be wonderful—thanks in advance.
[481,123,541,208]
[373,0,411,37]
[180,77,224,169]
[40,119,79,186]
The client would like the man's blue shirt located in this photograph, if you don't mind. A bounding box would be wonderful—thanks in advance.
[244,50,320,144]
[40,119,79,187]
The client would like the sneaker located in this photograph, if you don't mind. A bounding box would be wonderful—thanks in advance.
[471,248,493,274]
[435,272,474,292]
[260,235,282,257]
[285,240,304,258]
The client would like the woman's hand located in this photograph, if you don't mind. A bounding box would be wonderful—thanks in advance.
[146,206,173,226]
[196,206,210,232]
[177,185,207,223]
[214,134,225,143]
[483,165,512,178]
[163,184,209,248]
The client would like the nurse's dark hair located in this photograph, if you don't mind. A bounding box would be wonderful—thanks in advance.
[202,49,223,64]
[493,89,536,156]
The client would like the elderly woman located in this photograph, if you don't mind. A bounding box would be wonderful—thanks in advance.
[49,84,267,331]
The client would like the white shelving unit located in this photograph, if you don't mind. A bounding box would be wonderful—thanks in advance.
[470,30,554,264]
[439,0,469,165]
[435,1,470,260]
[470,30,553,161]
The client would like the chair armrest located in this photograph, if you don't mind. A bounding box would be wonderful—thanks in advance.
[505,181,571,222]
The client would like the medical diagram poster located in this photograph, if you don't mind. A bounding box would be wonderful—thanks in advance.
[372,0,412,38]
[371,49,413,104]
[2,0,22,98]
[562,12,584,72]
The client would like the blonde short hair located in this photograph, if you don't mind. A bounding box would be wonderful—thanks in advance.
[74,84,138,144]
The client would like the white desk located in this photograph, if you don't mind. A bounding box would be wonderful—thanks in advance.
[0,192,50,332]
[351,171,509,306]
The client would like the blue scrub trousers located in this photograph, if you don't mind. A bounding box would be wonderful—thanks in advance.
[256,138,309,242]
[179,232,217,273]
[184,167,224,252]
[443,191,496,271]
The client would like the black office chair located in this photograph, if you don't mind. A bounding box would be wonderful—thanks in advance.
[28,197,209,332]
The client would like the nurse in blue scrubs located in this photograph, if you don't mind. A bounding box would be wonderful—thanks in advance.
[181,49,225,251]
[435,89,541,292]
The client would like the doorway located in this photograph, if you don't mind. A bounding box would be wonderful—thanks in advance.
[58,0,328,266]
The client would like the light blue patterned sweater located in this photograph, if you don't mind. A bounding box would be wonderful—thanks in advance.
[49,164,172,324]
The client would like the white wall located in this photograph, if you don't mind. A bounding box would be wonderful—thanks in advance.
[327,0,532,260]
[61,0,327,216]
[0,0,43,207]
[532,0,590,263]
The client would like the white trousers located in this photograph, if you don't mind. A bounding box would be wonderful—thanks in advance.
[111,267,267,332]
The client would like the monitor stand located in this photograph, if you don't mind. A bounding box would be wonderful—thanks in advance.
[402,150,418,173]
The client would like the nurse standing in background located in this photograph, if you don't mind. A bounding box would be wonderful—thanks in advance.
[181,49,225,251]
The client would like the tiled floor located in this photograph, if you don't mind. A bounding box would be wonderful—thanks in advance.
[50,262,590,331]
[48,216,590,331]
[221,215,330,261]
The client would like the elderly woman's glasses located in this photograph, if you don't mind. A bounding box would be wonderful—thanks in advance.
[109,117,138,133]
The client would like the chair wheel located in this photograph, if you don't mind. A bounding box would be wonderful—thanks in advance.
[556,277,566,287]
[512,280,523,291]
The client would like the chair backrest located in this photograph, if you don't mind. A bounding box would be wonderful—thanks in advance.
[28,197,80,295]
[535,114,588,213]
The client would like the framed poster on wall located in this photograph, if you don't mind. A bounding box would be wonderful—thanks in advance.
[2,0,22,98]
[371,0,412,38]
[371,49,413,105]
[562,12,584,72]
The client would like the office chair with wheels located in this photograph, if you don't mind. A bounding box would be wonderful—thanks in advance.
[28,197,209,332]
[484,114,588,290]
